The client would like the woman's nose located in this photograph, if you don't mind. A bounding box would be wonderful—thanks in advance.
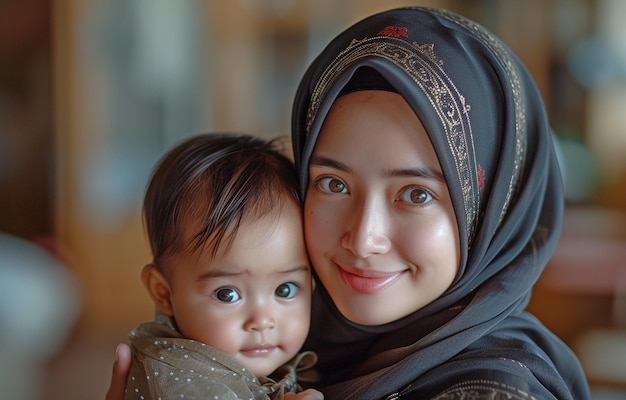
[341,198,392,258]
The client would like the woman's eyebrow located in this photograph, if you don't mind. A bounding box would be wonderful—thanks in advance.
[309,155,351,173]
[310,154,445,183]
[384,167,446,183]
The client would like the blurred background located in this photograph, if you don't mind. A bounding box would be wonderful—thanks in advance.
[0,0,625,399]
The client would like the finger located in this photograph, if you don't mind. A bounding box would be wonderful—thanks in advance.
[299,389,325,400]
[105,343,131,400]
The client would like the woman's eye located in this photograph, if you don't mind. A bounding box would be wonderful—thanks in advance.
[399,187,433,205]
[275,282,298,299]
[316,176,348,194]
[214,287,241,303]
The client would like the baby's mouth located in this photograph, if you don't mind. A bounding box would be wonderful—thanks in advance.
[240,344,277,357]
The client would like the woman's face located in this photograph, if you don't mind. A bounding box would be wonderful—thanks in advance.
[304,90,460,325]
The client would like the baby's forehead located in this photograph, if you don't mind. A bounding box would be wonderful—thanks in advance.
[183,196,302,247]
[197,262,310,279]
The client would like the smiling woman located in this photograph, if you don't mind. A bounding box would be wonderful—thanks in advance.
[290,7,591,399]
[304,90,459,326]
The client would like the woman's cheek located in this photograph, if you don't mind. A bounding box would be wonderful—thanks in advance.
[304,206,325,249]
[305,202,339,254]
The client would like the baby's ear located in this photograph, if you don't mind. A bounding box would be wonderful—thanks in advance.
[141,264,174,316]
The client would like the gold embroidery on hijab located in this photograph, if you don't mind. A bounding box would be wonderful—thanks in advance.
[307,37,480,241]
[432,8,527,225]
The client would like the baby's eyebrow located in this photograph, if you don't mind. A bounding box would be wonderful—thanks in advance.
[278,265,310,275]
[196,270,241,281]
[196,265,309,281]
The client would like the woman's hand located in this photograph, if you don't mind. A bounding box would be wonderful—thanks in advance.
[105,344,131,400]
[284,389,324,400]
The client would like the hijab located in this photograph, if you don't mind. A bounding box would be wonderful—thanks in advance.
[292,7,590,399]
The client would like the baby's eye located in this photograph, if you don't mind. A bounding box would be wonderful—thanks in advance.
[399,187,433,205]
[316,176,348,194]
[275,282,298,299]
[214,287,241,303]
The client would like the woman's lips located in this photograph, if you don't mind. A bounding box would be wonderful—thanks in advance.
[338,266,403,294]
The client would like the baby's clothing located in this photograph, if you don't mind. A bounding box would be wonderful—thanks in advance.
[124,314,316,400]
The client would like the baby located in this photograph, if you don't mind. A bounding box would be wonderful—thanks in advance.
[125,133,322,400]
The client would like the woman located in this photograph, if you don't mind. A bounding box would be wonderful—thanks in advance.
[108,7,590,399]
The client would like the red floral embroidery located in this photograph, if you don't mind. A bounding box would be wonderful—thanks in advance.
[477,164,486,193]
[378,26,408,38]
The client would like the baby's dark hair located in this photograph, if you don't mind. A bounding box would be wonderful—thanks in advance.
[143,133,301,268]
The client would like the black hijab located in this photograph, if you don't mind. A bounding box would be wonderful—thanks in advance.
[292,7,590,400]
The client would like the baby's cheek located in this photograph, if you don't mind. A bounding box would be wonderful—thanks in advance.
[286,312,310,350]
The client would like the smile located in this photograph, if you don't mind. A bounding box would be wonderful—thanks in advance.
[338,266,404,294]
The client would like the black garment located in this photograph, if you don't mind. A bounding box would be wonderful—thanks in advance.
[292,7,590,400]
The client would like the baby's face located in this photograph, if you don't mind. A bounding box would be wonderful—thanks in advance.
[165,201,312,376]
